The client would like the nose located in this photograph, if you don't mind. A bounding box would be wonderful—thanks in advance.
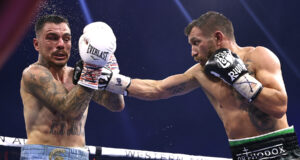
[191,51,197,57]
[191,46,198,57]
[56,38,65,49]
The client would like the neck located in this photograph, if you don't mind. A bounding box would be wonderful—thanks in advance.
[37,58,66,82]
[221,40,241,53]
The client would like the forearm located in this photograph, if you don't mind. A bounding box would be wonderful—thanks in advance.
[128,74,198,100]
[252,87,287,118]
[61,85,94,117]
[92,90,125,112]
[127,79,165,100]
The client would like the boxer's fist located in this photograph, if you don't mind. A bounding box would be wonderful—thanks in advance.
[79,22,116,67]
[204,48,263,102]
[204,48,247,85]
[77,22,117,89]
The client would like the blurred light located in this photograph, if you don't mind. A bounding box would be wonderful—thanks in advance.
[240,0,300,80]
[173,0,192,23]
[78,0,93,24]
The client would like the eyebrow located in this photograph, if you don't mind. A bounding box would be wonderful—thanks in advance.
[63,33,71,37]
[189,37,199,43]
[45,32,71,37]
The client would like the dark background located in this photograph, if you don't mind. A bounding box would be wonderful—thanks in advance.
[0,0,299,158]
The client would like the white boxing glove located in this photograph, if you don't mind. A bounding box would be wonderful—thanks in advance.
[78,32,116,66]
[83,22,115,37]
[77,22,117,89]
[104,53,120,73]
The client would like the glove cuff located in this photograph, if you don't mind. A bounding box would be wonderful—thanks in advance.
[106,73,131,96]
[233,73,263,103]
[78,63,101,90]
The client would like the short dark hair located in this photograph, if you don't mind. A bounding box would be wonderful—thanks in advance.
[35,14,70,36]
[184,11,235,41]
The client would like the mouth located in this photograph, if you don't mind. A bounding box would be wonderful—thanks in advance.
[194,56,207,66]
[53,51,68,60]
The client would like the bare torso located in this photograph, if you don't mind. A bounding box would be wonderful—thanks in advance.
[191,47,289,139]
[20,64,87,147]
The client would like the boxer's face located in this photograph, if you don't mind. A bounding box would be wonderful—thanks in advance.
[34,22,71,67]
[188,27,217,66]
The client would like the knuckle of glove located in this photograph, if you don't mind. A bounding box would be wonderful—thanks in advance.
[79,22,117,67]
[204,48,248,85]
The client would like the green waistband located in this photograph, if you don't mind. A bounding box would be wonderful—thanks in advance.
[229,126,295,147]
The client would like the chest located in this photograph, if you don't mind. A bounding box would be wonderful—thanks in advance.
[54,70,74,92]
[63,78,74,91]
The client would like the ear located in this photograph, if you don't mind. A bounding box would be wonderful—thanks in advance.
[214,31,224,46]
[33,38,39,51]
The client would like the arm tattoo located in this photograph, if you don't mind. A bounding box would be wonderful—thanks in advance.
[92,90,122,110]
[24,66,93,118]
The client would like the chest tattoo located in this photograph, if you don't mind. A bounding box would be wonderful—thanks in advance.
[237,59,275,132]
[49,117,85,136]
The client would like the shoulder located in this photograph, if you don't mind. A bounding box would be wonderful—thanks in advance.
[22,64,51,77]
[184,63,209,83]
[246,46,281,71]
[22,64,54,86]
[185,63,202,73]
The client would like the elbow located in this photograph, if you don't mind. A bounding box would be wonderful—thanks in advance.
[273,106,287,119]
[274,94,288,118]
[108,101,125,112]
[273,100,287,119]
[112,104,125,112]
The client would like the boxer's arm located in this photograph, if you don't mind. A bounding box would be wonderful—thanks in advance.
[22,65,93,119]
[249,47,287,118]
[127,68,200,100]
[92,90,125,112]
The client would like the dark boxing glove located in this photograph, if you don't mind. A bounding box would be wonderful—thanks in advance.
[204,48,263,102]
[73,60,84,85]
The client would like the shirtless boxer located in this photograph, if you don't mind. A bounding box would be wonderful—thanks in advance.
[83,11,300,159]
[20,15,124,160]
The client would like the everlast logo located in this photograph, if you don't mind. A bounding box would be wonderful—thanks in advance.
[235,144,286,160]
[87,44,109,60]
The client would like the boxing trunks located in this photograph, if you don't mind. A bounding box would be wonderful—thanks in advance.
[229,126,300,160]
[20,144,89,160]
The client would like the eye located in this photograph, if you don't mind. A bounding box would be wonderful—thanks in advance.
[63,36,71,42]
[193,40,201,46]
[46,34,59,41]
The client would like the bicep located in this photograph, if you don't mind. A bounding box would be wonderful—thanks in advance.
[256,67,285,93]
[22,66,68,111]
[254,48,286,93]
